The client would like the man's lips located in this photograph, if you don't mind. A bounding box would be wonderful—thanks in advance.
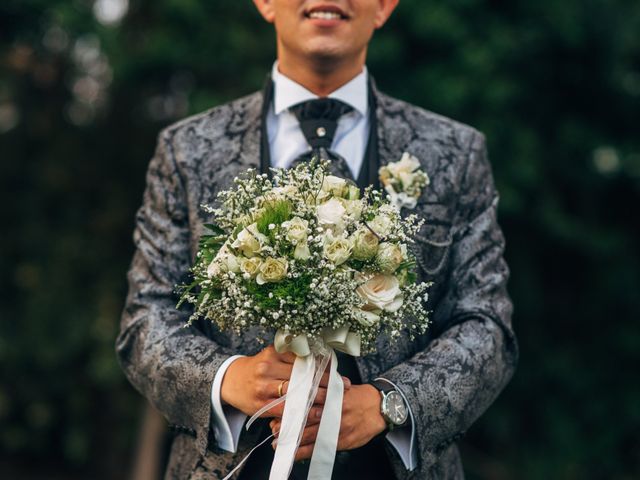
[304,4,350,21]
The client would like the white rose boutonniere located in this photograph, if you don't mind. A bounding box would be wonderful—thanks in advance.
[379,152,430,209]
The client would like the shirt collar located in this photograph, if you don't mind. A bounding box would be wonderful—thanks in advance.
[271,61,368,117]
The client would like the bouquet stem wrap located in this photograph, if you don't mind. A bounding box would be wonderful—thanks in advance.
[226,326,360,480]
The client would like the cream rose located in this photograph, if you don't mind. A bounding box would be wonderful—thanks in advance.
[376,242,403,274]
[388,152,421,178]
[231,223,267,257]
[323,235,353,266]
[351,307,380,327]
[321,175,348,197]
[256,257,288,285]
[282,217,308,245]
[207,245,240,277]
[368,214,393,237]
[294,242,311,260]
[317,198,346,233]
[240,257,262,277]
[351,227,379,260]
[341,199,364,221]
[207,260,221,278]
[356,274,403,312]
[346,184,360,200]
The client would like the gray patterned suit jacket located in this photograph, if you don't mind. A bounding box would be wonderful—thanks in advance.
[116,82,518,479]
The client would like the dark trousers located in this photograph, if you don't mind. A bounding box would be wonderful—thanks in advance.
[238,421,396,479]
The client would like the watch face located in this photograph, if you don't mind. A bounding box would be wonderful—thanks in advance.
[383,391,408,426]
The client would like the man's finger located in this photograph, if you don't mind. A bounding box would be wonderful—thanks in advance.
[269,419,279,435]
[255,361,294,381]
[307,405,323,424]
[294,443,315,461]
[317,373,351,389]
[313,387,327,405]
[260,402,284,418]
[299,424,320,446]
[275,351,297,364]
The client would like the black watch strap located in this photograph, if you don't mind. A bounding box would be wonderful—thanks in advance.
[370,379,395,394]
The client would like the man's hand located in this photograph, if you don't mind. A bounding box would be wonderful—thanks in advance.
[220,345,351,419]
[269,384,386,461]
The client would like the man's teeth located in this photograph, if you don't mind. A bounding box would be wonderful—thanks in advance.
[308,11,342,20]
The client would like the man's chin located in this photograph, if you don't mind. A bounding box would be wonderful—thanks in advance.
[303,43,353,65]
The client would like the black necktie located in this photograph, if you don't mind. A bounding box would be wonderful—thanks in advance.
[260,74,380,190]
[290,98,354,151]
[288,98,356,181]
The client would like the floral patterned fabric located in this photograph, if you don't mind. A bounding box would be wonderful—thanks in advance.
[116,82,518,479]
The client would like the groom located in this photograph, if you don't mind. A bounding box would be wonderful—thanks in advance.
[116,0,518,479]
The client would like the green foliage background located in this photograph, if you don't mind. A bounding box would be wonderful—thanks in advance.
[1,1,639,478]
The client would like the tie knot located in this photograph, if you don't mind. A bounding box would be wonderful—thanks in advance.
[290,98,354,149]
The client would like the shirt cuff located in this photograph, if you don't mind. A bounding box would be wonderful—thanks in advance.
[210,355,248,453]
[374,376,418,471]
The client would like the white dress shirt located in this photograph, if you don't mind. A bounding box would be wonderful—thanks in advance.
[209,62,417,471]
[267,61,369,178]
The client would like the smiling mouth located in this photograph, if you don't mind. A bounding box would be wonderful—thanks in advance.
[304,6,350,21]
[306,11,346,20]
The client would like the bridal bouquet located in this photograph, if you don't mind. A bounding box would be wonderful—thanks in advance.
[178,160,430,479]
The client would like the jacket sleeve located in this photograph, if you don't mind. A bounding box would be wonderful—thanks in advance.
[381,132,519,469]
[115,128,234,455]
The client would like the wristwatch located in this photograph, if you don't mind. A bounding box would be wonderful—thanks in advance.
[370,379,408,430]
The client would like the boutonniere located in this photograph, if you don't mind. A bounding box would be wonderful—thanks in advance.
[379,152,430,210]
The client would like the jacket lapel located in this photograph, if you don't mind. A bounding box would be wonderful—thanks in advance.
[373,84,414,171]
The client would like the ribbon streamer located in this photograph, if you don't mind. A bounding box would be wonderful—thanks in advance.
[224,326,361,480]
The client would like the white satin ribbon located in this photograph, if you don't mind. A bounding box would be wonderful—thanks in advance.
[307,348,342,479]
[224,326,361,480]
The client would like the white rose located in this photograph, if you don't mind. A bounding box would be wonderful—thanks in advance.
[321,175,348,197]
[281,217,308,245]
[317,198,346,233]
[323,235,353,265]
[356,273,403,312]
[351,227,379,260]
[399,171,417,190]
[231,223,267,257]
[379,165,393,187]
[207,260,221,278]
[376,242,403,274]
[346,184,360,200]
[256,257,288,285]
[368,214,394,237]
[341,199,364,221]
[240,257,262,277]
[207,245,240,277]
[388,152,421,178]
[351,307,380,327]
[294,242,311,261]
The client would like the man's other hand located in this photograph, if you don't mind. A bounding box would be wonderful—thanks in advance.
[220,345,351,419]
[269,384,386,461]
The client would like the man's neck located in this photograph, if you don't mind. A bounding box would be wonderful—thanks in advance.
[276,52,366,97]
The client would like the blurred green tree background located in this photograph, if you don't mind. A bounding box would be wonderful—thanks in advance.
[1,0,639,478]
